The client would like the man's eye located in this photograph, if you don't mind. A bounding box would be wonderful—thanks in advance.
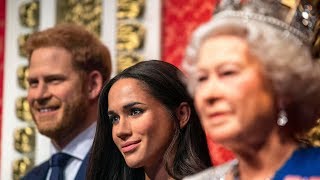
[28,81,38,88]
[108,114,120,124]
[130,108,143,116]
[49,79,63,85]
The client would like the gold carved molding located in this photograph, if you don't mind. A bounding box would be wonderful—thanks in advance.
[305,120,320,147]
[56,0,102,36]
[14,127,35,153]
[117,22,145,51]
[117,52,143,73]
[19,1,39,29]
[117,0,145,19]
[17,65,29,90]
[16,97,33,123]
[12,157,34,180]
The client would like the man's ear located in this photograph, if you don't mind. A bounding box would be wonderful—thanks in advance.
[87,70,103,100]
[176,102,191,128]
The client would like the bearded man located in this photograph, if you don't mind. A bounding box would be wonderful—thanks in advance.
[22,23,112,180]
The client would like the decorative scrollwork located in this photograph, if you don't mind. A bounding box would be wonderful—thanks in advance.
[18,34,30,57]
[305,119,320,147]
[117,0,145,19]
[117,22,145,51]
[19,1,39,28]
[57,0,102,36]
[16,97,33,123]
[312,35,320,58]
[12,157,34,180]
[17,65,29,89]
[117,52,144,73]
[280,0,297,8]
[312,20,320,58]
[14,127,35,153]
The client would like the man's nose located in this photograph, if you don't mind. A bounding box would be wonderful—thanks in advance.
[30,82,51,101]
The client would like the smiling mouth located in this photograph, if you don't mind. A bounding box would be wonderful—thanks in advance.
[121,140,141,153]
[37,106,59,113]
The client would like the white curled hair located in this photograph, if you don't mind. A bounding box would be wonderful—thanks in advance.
[183,15,320,132]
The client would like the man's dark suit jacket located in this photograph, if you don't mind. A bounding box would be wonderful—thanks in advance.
[21,153,90,180]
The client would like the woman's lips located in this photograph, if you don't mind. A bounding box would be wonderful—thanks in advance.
[121,140,141,153]
[206,112,230,122]
[209,112,228,117]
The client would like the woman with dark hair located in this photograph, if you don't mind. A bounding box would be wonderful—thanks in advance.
[87,60,211,180]
[183,0,320,179]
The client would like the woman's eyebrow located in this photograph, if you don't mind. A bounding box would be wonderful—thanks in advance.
[123,102,145,110]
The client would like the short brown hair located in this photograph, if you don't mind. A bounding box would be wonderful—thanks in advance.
[25,23,112,82]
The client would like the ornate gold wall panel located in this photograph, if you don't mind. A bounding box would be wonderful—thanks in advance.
[17,65,29,90]
[56,0,102,36]
[15,97,33,123]
[117,0,145,19]
[19,1,39,29]
[304,120,320,147]
[18,34,30,57]
[117,22,145,51]
[14,127,35,153]
[12,157,34,180]
[116,0,146,73]
[12,1,39,179]
[117,52,143,73]
[312,20,320,58]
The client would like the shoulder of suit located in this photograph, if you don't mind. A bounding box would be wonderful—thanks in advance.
[21,160,50,179]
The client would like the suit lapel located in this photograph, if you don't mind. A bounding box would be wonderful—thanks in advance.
[23,151,91,180]
[74,152,90,180]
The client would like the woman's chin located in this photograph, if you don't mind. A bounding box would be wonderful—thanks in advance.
[207,132,237,145]
[125,160,142,168]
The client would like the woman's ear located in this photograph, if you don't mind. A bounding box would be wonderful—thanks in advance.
[176,102,191,128]
[87,70,103,100]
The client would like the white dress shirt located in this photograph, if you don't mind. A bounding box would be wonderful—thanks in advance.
[46,122,96,180]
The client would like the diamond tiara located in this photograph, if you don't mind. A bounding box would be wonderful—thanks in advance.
[214,0,320,58]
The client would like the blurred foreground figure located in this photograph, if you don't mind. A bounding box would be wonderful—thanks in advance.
[183,0,320,179]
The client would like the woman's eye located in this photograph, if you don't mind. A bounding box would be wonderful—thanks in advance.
[130,108,143,116]
[219,66,240,77]
[196,72,208,83]
[218,65,240,77]
[197,75,208,82]
[108,114,120,124]
[220,70,236,76]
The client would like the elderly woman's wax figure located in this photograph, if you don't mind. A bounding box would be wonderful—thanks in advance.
[183,0,320,179]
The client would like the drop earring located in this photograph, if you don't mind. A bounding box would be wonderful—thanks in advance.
[277,109,288,126]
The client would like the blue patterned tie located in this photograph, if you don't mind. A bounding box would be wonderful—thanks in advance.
[49,153,72,180]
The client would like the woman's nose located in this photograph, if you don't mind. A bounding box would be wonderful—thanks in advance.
[115,117,132,141]
[199,78,223,105]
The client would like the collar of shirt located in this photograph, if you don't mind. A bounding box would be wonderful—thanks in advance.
[50,122,97,160]
[48,122,97,180]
